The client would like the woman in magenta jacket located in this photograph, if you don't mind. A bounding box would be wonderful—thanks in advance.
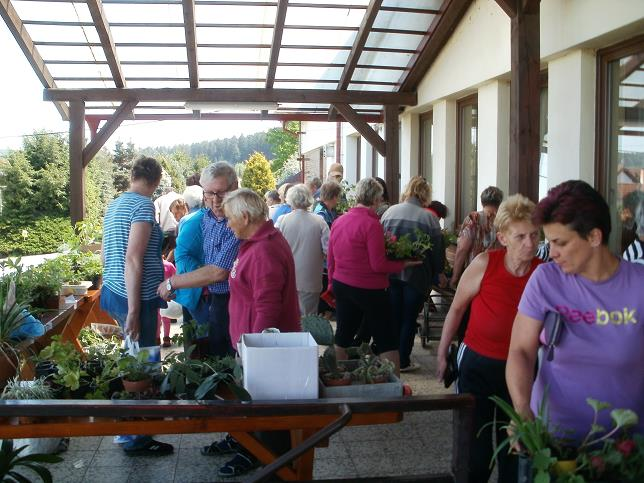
[328,177,419,373]
[222,188,300,348]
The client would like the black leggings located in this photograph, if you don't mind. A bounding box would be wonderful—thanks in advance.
[332,279,398,354]
[457,344,518,483]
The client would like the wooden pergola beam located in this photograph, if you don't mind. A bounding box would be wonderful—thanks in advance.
[0,0,69,119]
[507,0,540,201]
[69,101,85,225]
[86,0,125,88]
[85,112,384,123]
[338,0,383,91]
[332,103,385,156]
[82,101,138,167]
[384,105,400,203]
[494,0,517,17]
[182,0,199,88]
[44,88,417,105]
[266,0,288,88]
[397,0,471,92]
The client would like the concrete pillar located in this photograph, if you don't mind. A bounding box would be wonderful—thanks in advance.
[433,99,458,229]
[547,49,596,186]
[478,80,510,199]
[400,112,420,190]
[344,134,359,184]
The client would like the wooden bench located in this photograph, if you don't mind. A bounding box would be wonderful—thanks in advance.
[0,394,474,482]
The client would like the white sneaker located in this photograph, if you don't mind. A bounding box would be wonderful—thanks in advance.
[400,362,421,373]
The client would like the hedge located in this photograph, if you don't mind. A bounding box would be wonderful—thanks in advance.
[0,216,75,257]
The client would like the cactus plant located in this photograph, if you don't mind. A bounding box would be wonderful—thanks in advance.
[301,315,334,346]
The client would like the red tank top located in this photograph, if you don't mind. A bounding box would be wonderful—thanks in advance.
[464,249,541,360]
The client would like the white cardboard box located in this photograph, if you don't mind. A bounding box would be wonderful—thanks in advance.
[240,332,319,400]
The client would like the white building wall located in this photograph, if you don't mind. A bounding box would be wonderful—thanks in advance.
[344,134,359,184]
[477,80,510,198]
[400,113,420,190]
[432,100,457,228]
[547,49,597,186]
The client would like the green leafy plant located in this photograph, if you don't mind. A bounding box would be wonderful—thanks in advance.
[241,151,276,195]
[335,180,356,215]
[0,439,63,483]
[384,228,433,260]
[37,335,85,391]
[349,343,395,384]
[0,277,30,379]
[118,349,158,382]
[491,395,642,483]
[319,345,348,381]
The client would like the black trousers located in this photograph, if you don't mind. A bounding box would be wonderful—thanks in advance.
[457,344,518,483]
[208,293,234,358]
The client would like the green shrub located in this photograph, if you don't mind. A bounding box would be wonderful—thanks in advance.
[0,216,75,257]
[241,152,276,195]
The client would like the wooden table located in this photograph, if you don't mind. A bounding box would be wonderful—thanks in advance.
[0,395,475,482]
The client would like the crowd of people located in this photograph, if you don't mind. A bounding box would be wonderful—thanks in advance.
[100,156,643,480]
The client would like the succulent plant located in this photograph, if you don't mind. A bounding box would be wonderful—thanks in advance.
[301,315,334,346]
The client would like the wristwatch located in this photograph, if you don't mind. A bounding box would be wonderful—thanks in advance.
[166,277,174,292]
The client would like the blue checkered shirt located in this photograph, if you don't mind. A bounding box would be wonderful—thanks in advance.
[202,210,241,294]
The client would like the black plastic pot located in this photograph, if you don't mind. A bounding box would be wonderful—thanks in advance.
[84,359,103,378]
[518,454,533,483]
[35,360,57,380]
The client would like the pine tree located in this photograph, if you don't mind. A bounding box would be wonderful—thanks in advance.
[241,152,276,195]
[113,141,137,194]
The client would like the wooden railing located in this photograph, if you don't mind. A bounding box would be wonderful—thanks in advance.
[0,394,474,482]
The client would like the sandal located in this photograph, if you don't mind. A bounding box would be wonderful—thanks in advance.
[201,434,241,456]
[124,438,173,456]
[218,452,259,478]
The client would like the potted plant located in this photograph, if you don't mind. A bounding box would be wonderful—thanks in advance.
[36,335,88,397]
[491,395,643,482]
[384,228,433,260]
[301,315,334,346]
[0,278,30,389]
[0,439,63,482]
[118,349,158,393]
[319,346,351,387]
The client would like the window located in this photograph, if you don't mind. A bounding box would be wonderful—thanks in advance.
[597,36,644,255]
[419,110,433,180]
[539,84,549,200]
[456,95,478,224]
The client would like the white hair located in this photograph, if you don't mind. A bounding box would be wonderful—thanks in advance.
[286,184,313,210]
[355,177,383,206]
[200,161,237,188]
[182,185,203,210]
[223,188,268,223]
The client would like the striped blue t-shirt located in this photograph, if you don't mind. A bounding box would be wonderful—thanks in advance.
[102,192,164,302]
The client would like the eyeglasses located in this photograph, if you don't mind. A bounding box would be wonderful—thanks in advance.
[203,190,228,200]
[543,311,563,362]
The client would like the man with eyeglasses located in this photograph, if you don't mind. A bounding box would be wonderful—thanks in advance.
[157,161,240,358]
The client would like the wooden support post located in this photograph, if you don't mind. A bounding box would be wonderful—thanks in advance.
[384,105,400,203]
[69,100,86,225]
[509,0,540,201]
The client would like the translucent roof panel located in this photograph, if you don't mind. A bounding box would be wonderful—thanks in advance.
[366,32,424,51]
[56,79,117,88]
[103,4,184,24]
[39,45,107,63]
[199,64,267,79]
[358,50,413,69]
[281,28,356,48]
[121,64,189,78]
[382,0,443,9]
[111,26,186,44]
[200,81,265,88]
[274,65,341,82]
[278,48,349,65]
[26,25,100,44]
[117,46,188,62]
[48,63,115,79]
[197,27,273,45]
[126,80,191,88]
[195,5,276,25]
[373,10,434,32]
[198,47,270,63]
[273,81,336,90]
[348,84,395,92]
[13,1,93,23]
[285,5,365,28]
[351,67,401,84]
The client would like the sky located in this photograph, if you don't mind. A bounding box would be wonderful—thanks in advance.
[0,24,280,153]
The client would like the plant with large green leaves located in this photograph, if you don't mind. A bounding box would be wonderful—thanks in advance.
[0,439,63,483]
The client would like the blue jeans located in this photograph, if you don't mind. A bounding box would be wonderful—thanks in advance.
[389,279,425,368]
[109,304,160,450]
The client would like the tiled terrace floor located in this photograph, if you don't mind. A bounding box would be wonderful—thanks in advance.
[23,323,456,482]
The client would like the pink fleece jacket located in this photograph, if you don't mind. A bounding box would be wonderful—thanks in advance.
[228,220,300,348]
[327,206,404,290]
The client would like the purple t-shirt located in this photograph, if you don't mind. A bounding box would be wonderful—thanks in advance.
[518,260,644,442]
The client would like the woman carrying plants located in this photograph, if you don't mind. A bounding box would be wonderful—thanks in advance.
[100,156,173,457]
[436,194,542,483]
[327,177,420,375]
[201,188,299,478]
[506,180,644,446]
[381,176,445,372]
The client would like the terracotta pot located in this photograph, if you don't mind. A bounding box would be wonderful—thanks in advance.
[122,377,152,393]
[322,373,352,387]
[370,374,389,384]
